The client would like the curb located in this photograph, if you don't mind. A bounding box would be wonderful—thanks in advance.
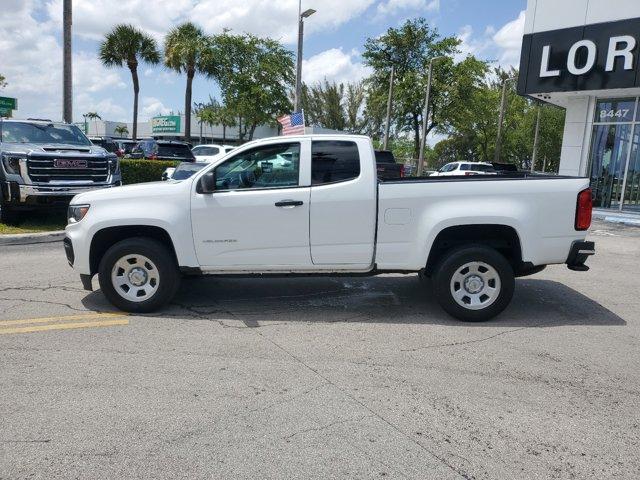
[593,210,640,227]
[0,230,66,246]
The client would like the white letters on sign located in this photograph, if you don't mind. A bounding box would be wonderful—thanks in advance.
[567,40,597,75]
[539,36,638,78]
[540,45,561,77]
[605,35,636,72]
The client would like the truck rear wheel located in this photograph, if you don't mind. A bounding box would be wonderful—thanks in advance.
[98,237,180,313]
[433,245,514,322]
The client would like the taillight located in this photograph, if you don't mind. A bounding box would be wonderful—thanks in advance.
[148,153,158,160]
[575,188,592,231]
[399,164,405,178]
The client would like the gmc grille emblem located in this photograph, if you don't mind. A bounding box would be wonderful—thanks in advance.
[54,159,88,168]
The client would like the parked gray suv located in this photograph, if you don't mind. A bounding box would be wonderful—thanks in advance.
[0,119,121,224]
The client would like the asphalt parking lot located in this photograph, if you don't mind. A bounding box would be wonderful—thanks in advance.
[1,219,639,479]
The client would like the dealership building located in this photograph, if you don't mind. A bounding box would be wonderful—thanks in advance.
[519,0,640,211]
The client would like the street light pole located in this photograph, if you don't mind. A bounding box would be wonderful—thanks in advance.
[63,0,72,123]
[382,65,395,151]
[417,56,445,176]
[294,3,315,112]
[531,103,542,172]
[494,76,515,163]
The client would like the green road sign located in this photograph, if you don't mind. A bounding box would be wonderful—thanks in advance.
[151,115,181,134]
[0,107,12,117]
[0,97,17,110]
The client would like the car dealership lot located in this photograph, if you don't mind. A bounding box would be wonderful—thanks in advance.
[1,219,639,479]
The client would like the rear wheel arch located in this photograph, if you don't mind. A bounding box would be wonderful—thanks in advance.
[89,225,178,275]
[424,224,523,276]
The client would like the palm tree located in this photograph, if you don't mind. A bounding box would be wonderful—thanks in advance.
[114,125,129,137]
[164,23,212,142]
[99,24,160,140]
[84,112,101,135]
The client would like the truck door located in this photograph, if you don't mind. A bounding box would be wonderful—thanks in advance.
[191,140,312,269]
[309,139,377,266]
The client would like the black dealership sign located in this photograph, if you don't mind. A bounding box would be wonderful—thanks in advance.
[518,17,640,95]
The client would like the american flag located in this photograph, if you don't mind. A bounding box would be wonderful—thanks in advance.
[277,111,305,136]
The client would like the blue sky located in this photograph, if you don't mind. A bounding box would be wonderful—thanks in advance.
[1,0,527,123]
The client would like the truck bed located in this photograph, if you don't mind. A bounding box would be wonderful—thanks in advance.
[375,174,590,271]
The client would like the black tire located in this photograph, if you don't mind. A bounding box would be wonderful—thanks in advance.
[432,245,515,322]
[0,204,19,225]
[98,237,181,313]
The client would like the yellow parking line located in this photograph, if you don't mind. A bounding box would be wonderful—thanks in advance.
[0,312,125,327]
[0,318,129,335]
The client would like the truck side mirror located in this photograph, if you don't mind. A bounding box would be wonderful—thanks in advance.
[198,171,216,194]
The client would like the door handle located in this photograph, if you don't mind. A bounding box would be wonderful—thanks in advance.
[275,200,303,208]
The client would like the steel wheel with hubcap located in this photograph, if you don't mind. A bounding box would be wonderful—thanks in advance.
[111,254,160,302]
[98,237,180,313]
[433,245,514,322]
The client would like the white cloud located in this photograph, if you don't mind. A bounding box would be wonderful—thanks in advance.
[45,0,374,45]
[141,97,172,119]
[0,0,127,122]
[455,11,525,69]
[302,48,372,85]
[492,10,525,67]
[376,0,439,16]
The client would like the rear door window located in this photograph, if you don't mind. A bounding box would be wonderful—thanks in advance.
[311,141,360,185]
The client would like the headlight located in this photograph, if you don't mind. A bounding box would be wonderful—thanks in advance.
[107,155,120,174]
[1,154,24,175]
[68,204,91,224]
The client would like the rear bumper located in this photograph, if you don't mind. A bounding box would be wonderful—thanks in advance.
[566,240,595,271]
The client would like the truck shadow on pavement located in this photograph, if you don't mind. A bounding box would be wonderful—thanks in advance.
[81,274,626,328]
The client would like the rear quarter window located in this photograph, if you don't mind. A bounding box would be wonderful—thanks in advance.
[311,141,360,185]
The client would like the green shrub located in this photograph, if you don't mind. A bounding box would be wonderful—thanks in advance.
[120,159,180,185]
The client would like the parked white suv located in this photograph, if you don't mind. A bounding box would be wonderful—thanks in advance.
[163,144,235,180]
[65,135,594,322]
[431,162,496,176]
[192,144,235,162]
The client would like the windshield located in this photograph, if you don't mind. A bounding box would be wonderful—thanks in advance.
[172,163,206,180]
[192,146,220,156]
[0,122,92,146]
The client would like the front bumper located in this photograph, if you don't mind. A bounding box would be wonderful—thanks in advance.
[2,181,121,207]
[566,240,595,271]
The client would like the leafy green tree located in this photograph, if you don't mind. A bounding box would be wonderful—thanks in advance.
[212,32,294,141]
[99,24,160,140]
[164,23,214,141]
[301,80,368,133]
[114,124,129,137]
[83,112,102,135]
[0,74,6,89]
[433,68,566,171]
[363,18,478,158]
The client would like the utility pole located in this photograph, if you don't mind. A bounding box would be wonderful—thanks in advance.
[383,65,395,151]
[531,103,542,172]
[294,2,315,112]
[63,0,72,123]
[417,56,445,176]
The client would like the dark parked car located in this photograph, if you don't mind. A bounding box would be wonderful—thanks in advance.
[89,136,119,155]
[375,150,405,179]
[114,139,138,158]
[130,140,195,162]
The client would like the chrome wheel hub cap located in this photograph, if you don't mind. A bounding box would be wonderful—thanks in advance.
[111,254,159,302]
[450,261,501,310]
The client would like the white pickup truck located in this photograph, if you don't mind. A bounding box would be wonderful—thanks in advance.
[64,135,594,322]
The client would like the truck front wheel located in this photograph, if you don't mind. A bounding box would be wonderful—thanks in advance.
[433,245,514,322]
[0,204,19,225]
[98,237,181,313]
